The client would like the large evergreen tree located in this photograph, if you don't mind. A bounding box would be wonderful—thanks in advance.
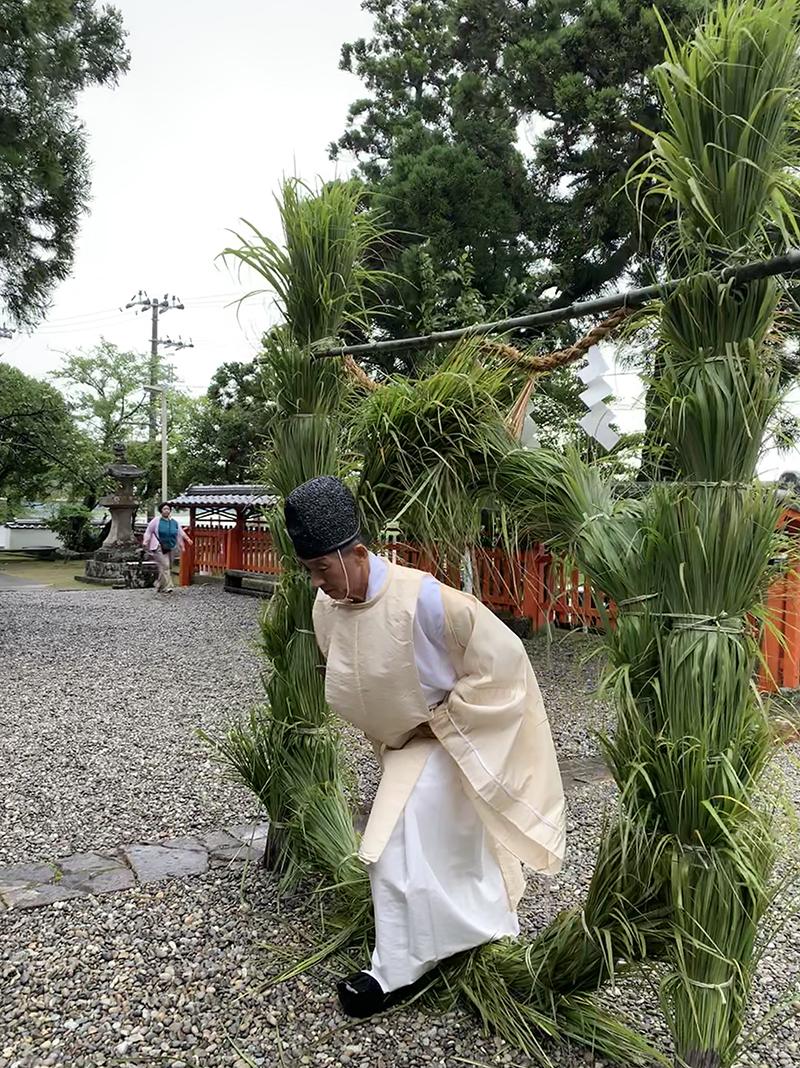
[333,0,705,336]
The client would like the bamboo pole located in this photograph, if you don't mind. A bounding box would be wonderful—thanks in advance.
[314,249,800,359]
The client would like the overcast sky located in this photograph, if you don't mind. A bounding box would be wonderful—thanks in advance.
[0,0,794,476]
[2,0,373,394]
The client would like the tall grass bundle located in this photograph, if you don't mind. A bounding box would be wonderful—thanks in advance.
[208,180,388,893]
[492,1,800,1063]
[351,339,518,553]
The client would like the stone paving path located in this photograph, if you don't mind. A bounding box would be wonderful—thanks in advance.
[0,823,268,911]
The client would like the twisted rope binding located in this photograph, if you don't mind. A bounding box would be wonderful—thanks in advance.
[483,304,638,375]
[344,354,379,392]
[342,304,639,399]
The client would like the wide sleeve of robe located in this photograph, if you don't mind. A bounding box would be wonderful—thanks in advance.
[429,584,566,875]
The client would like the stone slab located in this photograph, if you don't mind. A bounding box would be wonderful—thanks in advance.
[559,756,614,790]
[200,829,242,852]
[0,861,57,892]
[208,843,264,868]
[122,840,208,884]
[57,852,136,895]
[2,883,84,909]
[200,830,262,867]
[226,823,269,847]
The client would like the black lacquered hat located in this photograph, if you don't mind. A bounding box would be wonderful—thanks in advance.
[284,476,361,559]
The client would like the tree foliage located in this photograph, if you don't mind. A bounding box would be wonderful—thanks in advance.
[172,359,274,488]
[54,341,152,449]
[52,340,185,506]
[47,501,101,552]
[0,360,79,513]
[333,0,705,337]
[0,0,129,325]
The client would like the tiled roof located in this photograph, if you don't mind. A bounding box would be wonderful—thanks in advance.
[166,485,276,509]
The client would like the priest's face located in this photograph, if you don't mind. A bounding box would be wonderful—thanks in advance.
[301,543,370,602]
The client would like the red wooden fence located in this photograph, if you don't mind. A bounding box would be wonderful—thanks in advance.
[178,525,800,692]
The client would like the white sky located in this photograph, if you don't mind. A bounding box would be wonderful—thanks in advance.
[1,0,373,395]
[0,0,794,477]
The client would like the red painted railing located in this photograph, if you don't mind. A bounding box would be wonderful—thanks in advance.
[179,525,800,692]
[191,527,227,576]
[242,528,281,574]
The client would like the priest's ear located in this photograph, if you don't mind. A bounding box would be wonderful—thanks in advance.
[349,539,369,561]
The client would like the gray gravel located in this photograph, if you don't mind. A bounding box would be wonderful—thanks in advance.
[0,585,264,864]
[1,585,798,1066]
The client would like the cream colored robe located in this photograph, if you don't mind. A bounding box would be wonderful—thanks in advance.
[313,561,566,906]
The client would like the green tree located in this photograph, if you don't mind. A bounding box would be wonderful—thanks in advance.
[334,0,705,330]
[333,1,534,351]
[0,360,81,514]
[0,0,129,326]
[52,341,183,506]
[54,342,152,449]
[172,359,274,488]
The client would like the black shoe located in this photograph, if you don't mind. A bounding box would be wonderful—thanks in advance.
[337,971,391,1019]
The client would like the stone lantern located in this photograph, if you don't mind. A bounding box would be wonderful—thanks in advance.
[82,443,148,585]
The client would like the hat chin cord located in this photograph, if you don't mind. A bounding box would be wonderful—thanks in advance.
[334,549,353,603]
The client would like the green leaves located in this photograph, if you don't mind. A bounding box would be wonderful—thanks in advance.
[0,360,81,509]
[220,179,388,349]
[352,338,516,553]
[0,0,129,326]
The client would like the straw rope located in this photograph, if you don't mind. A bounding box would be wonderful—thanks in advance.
[481,304,638,375]
[499,305,639,438]
[343,354,380,392]
[342,305,640,410]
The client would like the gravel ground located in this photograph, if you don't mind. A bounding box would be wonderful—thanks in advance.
[2,586,798,1066]
[0,585,264,864]
[0,587,604,865]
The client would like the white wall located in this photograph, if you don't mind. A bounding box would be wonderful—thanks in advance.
[0,524,64,550]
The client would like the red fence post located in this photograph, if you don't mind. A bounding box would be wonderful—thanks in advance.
[226,511,245,571]
[782,567,800,690]
[180,505,196,586]
[760,581,782,692]
[520,546,548,631]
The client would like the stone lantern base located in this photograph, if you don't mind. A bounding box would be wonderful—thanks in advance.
[77,544,144,586]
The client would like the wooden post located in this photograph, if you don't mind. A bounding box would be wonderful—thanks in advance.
[180,505,196,586]
[783,566,800,690]
[759,580,782,692]
[226,509,245,571]
[520,546,548,631]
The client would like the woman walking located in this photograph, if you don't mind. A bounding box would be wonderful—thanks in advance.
[142,503,191,593]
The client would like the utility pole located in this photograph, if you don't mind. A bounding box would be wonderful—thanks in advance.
[141,341,194,506]
[144,384,170,504]
[0,324,14,340]
[124,291,184,514]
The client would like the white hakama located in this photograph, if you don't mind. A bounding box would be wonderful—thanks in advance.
[367,743,520,991]
[363,555,520,993]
